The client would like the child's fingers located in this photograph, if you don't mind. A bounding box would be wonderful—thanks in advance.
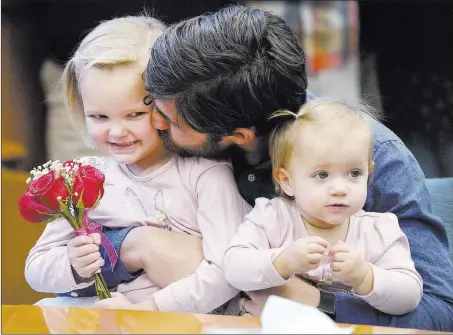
[80,258,103,277]
[77,251,102,267]
[69,235,97,248]
[304,236,329,248]
[332,251,349,262]
[330,261,343,272]
[306,242,327,255]
[71,244,99,258]
[330,241,349,254]
[89,233,101,246]
[306,253,323,265]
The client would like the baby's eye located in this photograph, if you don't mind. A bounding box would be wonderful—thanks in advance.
[88,114,107,120]
[314,171,329,179]
[349,169,361,178]
[128,111,147,118]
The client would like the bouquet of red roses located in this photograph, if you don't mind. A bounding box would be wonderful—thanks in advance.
[18,158,115,299]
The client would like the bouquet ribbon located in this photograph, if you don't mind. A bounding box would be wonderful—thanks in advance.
[75,214,118,270]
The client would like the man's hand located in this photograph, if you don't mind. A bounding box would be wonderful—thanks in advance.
[95,292,134,310]
[120,226,204,288]
[67,233,102,282]
[243,276,321,316]
[330,240,373,294]
[273,236,329,279]
[95,292,159,311]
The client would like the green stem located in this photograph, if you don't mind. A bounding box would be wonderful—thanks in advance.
[57,198,79,229]
[76,208,84,230]
[94,273,111,299]
[60,210,79,230]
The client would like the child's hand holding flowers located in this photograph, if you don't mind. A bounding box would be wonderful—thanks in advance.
[18,158,115,299]
[330,240,374,295]
[67,232,103,281]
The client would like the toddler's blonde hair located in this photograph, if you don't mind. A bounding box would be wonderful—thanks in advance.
[61,15,166,140]
[269,99,380,198]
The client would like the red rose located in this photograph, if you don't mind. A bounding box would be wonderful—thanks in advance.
[18,170,70,222]
[18,194,56,222]
[72,165,105,208]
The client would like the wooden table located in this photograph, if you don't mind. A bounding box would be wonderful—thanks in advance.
[1,305,449,334]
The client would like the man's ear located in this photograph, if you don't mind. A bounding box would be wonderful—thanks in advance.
[274,167,294,197]
[223,128,256,146]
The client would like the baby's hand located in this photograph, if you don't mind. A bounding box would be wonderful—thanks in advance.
[67,233,103,280]
[95,292,133,310]
[274,236,329,278]
[330,240,371,290]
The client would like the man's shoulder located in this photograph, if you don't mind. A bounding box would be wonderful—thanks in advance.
[369,119,418,173]
[370,119,404,147]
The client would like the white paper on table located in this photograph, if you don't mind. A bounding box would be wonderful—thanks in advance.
[261,296,354,334]
[203,295,354,334]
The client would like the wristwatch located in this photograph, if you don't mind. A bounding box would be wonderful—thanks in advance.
[317,290,337,320]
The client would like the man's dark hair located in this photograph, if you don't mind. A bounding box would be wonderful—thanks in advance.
[145,5,307,136]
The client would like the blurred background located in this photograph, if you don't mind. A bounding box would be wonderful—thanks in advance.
[2,0,453,304]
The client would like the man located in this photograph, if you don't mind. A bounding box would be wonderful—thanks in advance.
[131,5,453,330]
[96,5,452,330]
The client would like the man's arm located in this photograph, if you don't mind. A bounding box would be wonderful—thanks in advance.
[119,226,204,288]
[335,137,453,330]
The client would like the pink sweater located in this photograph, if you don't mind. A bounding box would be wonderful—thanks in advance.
[25,156,251,313]
[224,197,423,315]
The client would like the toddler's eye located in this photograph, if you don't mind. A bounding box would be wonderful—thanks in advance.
[349,170,361,178]
[314,171,329,179]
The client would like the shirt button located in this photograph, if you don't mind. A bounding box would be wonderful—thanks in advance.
[70,292,78,297]
[248,174,256,182]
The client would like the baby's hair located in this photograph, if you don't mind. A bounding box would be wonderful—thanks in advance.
[61,14,166,142]
[269,99,380,198]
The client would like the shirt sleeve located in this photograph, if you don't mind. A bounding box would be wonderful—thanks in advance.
[152,163,249,313]
[24,218,94,293]
[335,138,453,330]
[224,198,289,291]
[358,213,423,315]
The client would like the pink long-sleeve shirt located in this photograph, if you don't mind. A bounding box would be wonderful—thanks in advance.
[224,197,423,315]
[25,155,251,314]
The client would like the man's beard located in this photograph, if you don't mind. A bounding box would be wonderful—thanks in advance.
[158,130,246,160]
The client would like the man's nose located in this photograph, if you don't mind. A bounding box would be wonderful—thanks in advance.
[151,110,170,130]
